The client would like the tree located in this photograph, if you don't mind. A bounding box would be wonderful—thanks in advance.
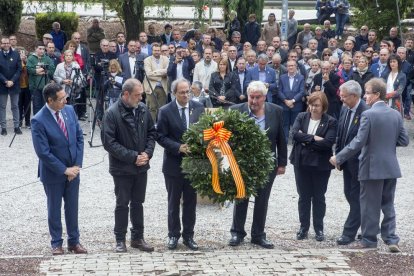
[0,0,23,36]
[349,0,414,38]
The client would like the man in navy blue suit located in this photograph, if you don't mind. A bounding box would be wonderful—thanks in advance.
[0,37,22,136]
[278,60,305,143]
[157,78,204,251]
[244,54,277,104]
[31,83,86,255]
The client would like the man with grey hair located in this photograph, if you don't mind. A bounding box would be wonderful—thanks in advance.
[50,21,67,52]
[229,80,287,249]
[244,54,277,103]
[102,78,157,253]
[331,78,409,252]
[157,78,204,251]
[335,80,369,246]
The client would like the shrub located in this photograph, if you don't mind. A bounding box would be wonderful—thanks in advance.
[0,0,23,36]
[35,12,79,40]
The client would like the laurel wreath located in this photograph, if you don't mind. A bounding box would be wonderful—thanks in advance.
[181,108,275,204]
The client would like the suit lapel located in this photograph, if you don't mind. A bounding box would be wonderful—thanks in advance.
[264,103,272,130]
[315,114,328,136]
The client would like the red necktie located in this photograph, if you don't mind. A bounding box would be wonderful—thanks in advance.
[55,111,68,139]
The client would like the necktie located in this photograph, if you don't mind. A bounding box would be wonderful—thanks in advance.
[120,45,123,53]
[379,64,384,77]
[342,109,352,145]
[181,107,187,129]
[55,111,68,139]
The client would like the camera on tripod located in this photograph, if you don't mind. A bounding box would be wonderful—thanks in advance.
[135,59,144,71]
[99,59,110,71]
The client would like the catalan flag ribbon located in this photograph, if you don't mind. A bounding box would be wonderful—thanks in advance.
[203,121,246,198]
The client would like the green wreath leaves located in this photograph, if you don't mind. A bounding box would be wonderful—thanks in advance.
[181,108,275,204]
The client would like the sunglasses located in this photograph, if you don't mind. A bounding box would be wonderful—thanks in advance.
[365,50,373,53]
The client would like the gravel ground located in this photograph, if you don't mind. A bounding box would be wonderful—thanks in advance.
[0,101,414,267]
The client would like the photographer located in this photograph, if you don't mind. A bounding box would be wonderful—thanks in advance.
[27,41,55,115]
[53,50,84,101]
[103,59,125,106]
[94,39,117,91]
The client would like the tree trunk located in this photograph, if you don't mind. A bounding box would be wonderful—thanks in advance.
[122,0,145,41]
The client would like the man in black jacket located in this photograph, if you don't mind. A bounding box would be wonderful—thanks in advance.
[101,78,157,253]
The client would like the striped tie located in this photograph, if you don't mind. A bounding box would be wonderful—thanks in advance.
[55,111,68,139]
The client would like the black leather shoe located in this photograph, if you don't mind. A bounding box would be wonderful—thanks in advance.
[251,238,274,249]
[337,235,355,245]
[228,235,244,246]
[14,127,22,135]
[115,241,127,253]
[296,228,308,240]
[167,237,179,250]
[131,239,154,252]
[315,230,325,242]
[183,238,199,250]
[1,129,7,136]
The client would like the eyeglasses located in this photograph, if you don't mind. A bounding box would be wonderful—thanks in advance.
[324,54,332,56]
[365,50,373,53]
[176,90,190,95]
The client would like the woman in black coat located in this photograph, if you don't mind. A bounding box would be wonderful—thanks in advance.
[289,91,337,242]
[350,56,374,97]
[208,58,235,108]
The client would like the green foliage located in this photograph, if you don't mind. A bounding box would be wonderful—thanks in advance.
[181,109,275,204]
[236,0,264,26]
[35,12,79,40]
[0,0,23,36]
[349,0,414,38]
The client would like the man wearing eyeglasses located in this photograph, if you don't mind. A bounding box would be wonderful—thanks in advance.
[31,83,86,255]
[355,25,369,51]
[157,78,204,251]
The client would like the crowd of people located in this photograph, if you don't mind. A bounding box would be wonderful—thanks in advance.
[3,8,412,255]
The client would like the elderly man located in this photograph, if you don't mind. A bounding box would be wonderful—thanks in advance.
[244,54,277,104]
[355,25,369,51]
[311,60,341,118]
[229,80,287,249]
[278,60,305,142]
[50,22,67,52]
[296,23,314,48]
[385,27,402,49]
[157,78,205,250]
[0,37,22,135]
[228,57,248,103]
[330,78,409,253]
[335,80,369,245]
[102,78,156,253]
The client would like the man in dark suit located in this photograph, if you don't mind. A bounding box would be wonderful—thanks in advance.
[331,78,409,253]
[31,83,86,255]
[228,57,248,103]
[278,60,305,143]
[0,37,22,135]
[167,47,195,85]
[157,78,204,251]
[118,40,148,80]
[311,61,341,119]
[244,54,277,104]
[228,80,287,249]
[115,32,128,57]
[102,78,156,253]
[335,80,369,245]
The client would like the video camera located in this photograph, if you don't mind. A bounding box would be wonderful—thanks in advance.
[38,62,49,71]
[135,59,144,71]
[98,59,110,71]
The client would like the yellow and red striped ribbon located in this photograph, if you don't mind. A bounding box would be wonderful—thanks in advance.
[203,121,246,198]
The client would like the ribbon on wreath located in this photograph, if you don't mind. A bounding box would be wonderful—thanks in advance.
[203,121,246,198]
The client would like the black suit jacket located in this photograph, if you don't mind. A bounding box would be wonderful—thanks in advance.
[335,100,369,171]
[157,100,205,176]
[289,112,337,170]
[0,50,22,94]
[230,102,287,168]
[312,72,341,117]
[228,70,247,102]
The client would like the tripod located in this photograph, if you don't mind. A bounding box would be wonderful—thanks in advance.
[9,68,49,148]
[88,69,109,147]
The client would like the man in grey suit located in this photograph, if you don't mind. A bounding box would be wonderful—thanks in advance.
[335,80,369,245]
[330,78,409,253]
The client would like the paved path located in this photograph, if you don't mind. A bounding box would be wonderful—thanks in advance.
[39,249,359,275]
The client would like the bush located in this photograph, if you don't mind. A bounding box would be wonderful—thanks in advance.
[35,12,79,40]
[0,0,23,36]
